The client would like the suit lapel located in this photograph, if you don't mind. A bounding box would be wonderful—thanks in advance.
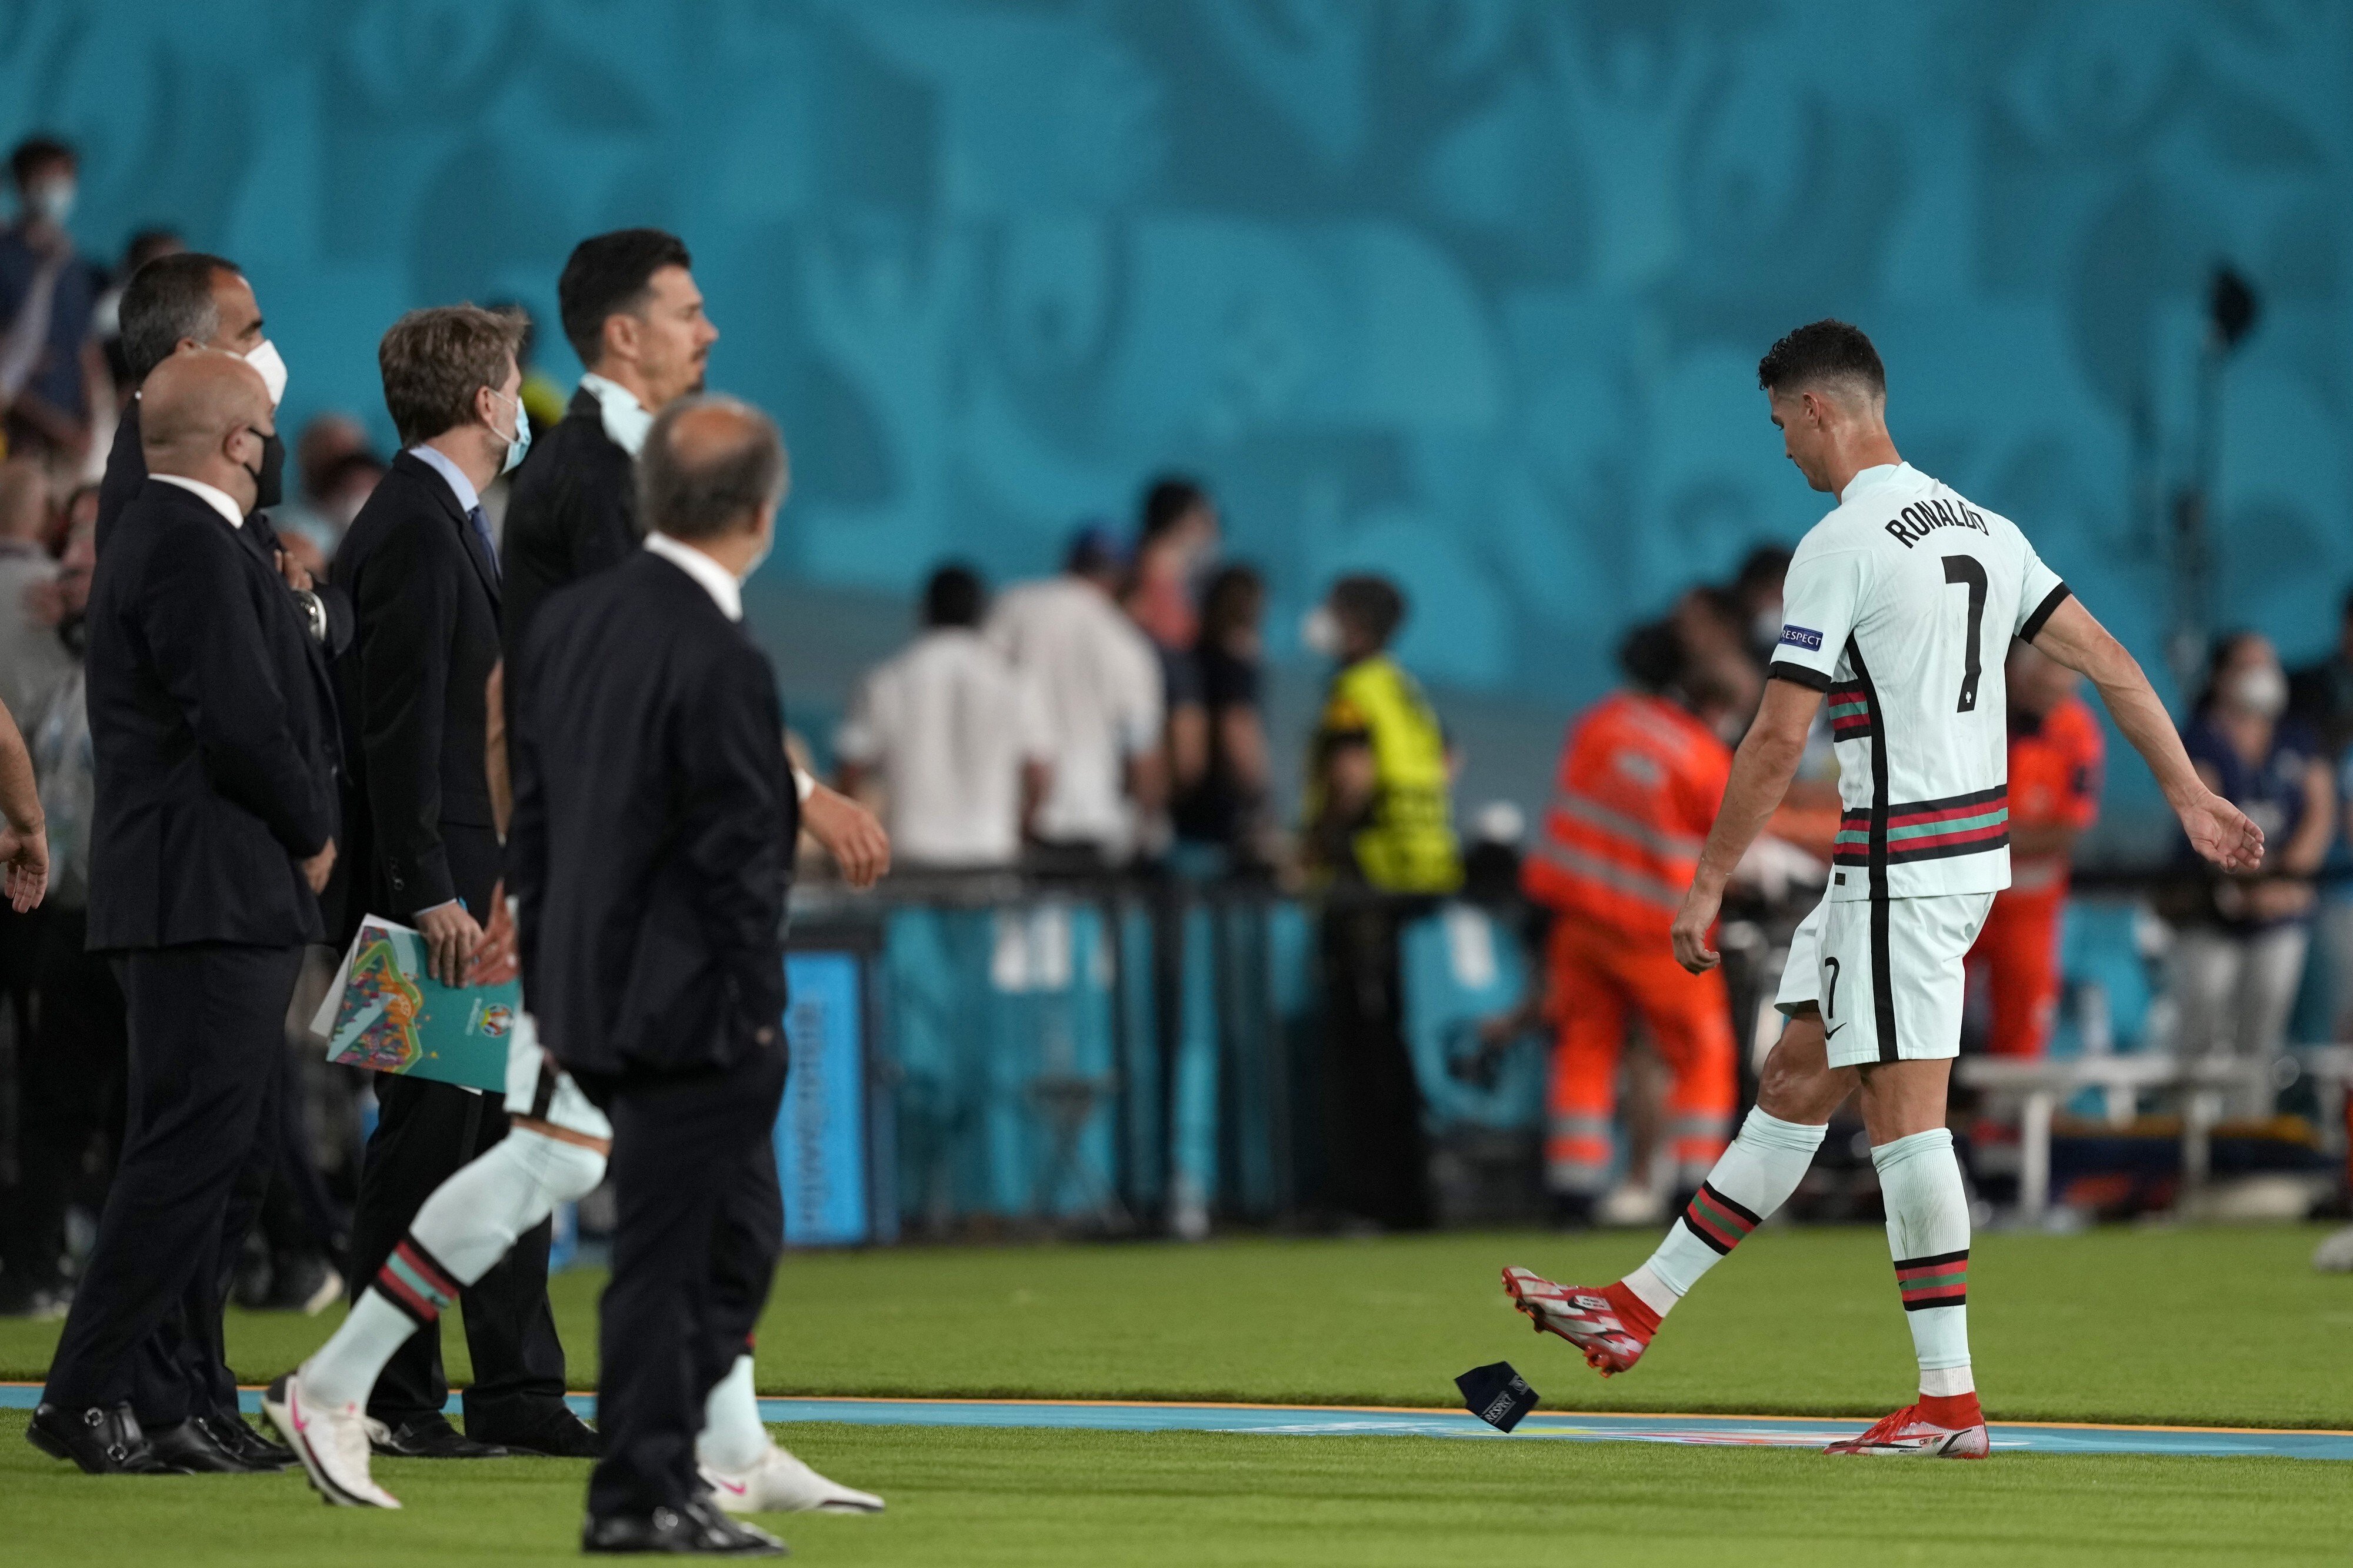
[393,452,502,611]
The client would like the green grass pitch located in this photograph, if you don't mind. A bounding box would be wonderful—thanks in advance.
[2,1223,2348,1564]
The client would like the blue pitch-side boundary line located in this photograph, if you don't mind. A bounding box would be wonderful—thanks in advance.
[5,1384,2348,1460]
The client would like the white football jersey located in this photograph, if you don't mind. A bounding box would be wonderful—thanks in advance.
[1768,463,2069,902]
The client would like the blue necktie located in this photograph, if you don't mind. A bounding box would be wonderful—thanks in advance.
[466,505,500,582]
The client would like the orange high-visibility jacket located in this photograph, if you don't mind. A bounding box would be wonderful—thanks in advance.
[1522,692,1732,938]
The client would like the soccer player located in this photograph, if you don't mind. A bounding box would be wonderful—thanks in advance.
[1502,319,2264,1457]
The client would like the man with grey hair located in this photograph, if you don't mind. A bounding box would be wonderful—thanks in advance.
[509,395,870,1554]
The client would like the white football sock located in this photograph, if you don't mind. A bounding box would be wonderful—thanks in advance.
[1871,1127,1974,1398]
[301,1129,605,1411]
[696,1354,771,1472]
[1623,1108,1825,1317]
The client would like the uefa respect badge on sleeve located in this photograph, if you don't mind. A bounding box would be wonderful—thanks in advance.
[315,916,517,1094]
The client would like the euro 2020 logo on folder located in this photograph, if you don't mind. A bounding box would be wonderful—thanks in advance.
[316,916,516,1093]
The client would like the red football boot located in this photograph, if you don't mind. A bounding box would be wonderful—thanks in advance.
[1499,1266,1659,1376]
[1822,1396,1989,1459]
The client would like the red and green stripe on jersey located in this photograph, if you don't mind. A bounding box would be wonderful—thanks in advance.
[1835,785,2008,868]
[1827,680,1875,741]
[1679,1181,1763,1256]
[1894,1247,1968,1311]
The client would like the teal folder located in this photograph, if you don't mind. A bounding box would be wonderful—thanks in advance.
[317,917,518,1094]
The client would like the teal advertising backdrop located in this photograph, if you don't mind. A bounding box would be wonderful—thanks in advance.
[8,1,2348,757]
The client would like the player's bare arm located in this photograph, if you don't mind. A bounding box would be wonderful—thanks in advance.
[2028,596,2264,872]
[1669,678,1821,974]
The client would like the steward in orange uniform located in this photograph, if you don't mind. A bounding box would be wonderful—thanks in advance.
[1522,633,1739,1202]
[1965,644,2103,1057]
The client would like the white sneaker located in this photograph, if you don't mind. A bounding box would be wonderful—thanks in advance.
[264,1370,401,1509]
[700,1442,884,1514]
[2315,1225,2353,1273]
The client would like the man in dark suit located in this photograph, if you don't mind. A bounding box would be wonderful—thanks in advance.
[97,249,348,649]
[511,397,798,1556]
[31,351,338,1474]
[331,303,592,1460]
[502,228,713,670]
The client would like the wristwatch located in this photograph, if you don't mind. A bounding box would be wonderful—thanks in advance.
[294,588,328,643]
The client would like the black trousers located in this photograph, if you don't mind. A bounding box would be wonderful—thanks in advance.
[582,1043,786,1519]
[42,942,301,1426]
[0,907,128,1297]
[1318,900,1432,1230]
[345,822,566,1428]
[346,1072,567,1426]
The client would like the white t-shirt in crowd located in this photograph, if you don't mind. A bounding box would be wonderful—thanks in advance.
[1769,462,2069,902]
[836,627,1053,868]
[984,575,1164,858]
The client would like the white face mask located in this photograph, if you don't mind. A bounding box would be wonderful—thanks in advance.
[245,338,288,408]
[2227,663,2288,719]
[1301,604,1343,658]
[27,179,74,225]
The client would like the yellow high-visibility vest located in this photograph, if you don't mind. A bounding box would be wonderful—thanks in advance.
[1308,654,1461,893]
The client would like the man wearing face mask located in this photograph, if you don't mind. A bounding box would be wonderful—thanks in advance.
[0,135,103,466]
[92,251,348,654]
[328,305,594,1461]
[31,350,339,1475]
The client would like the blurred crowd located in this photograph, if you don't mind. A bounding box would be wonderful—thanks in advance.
[3,119,2351,1333]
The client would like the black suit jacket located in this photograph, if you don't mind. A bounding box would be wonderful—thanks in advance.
[511,550,795,1077]
[328,452,504,935]
[501,386,637,677]
[96,400,355,655]
[85,479,340,949]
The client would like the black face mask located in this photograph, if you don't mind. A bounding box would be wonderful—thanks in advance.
[254,429,286,511]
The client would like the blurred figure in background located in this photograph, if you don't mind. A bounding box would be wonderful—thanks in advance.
[1304,573,1459,1231]
[0,135,102,469]
[2287,587,2353,1045]
[1964,643,2102,1059]
[1171,563,1274,872]
[2,502,125,1318]
[0,456,70,722]
[837,563,1052,871]
[1127,477,1220,848]
[988,522,1165,873]
[1521,621,1739,1224]
[268,412,374,561]
[2169,632,2332,1117]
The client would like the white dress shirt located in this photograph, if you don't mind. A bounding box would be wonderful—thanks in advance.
[406,442,482,515]
[151,473,245,529]
[984,575,1164,858]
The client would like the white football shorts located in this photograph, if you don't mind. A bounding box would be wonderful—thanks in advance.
[1774,889,1994,1070]
[502,1013,613,1141]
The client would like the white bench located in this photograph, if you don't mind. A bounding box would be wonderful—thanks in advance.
[1954,1054,2276,1221]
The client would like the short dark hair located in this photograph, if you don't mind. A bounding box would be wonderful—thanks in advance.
[557,228,691,368]
[119,252,242,384]
[1617,620,1686,693]
[1732,545,1792,600]
[1329,573,1405,649]
[1757,319,1885,399]
[378,304,526,447]
[1201,563,1264,648]
[9,135,73,189]
[640,395,786,542]
[924,563,985,628]
[1140,475,1211,541]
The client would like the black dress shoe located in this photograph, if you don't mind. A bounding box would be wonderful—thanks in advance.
[26,1402,171,1474]
[369,1416,512,1459]
[469,1403,602,1458]
[199,1413,296,1470]
[148,1416,276,1473]
[582,1497,786,1556]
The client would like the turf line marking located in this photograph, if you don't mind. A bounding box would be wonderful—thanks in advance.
[4,1384,2345,1459]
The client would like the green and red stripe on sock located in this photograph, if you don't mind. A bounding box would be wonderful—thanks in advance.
[1895,1248,1968,1310]
[1679,1182,1762,1256]
[376,1236,461,1326]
